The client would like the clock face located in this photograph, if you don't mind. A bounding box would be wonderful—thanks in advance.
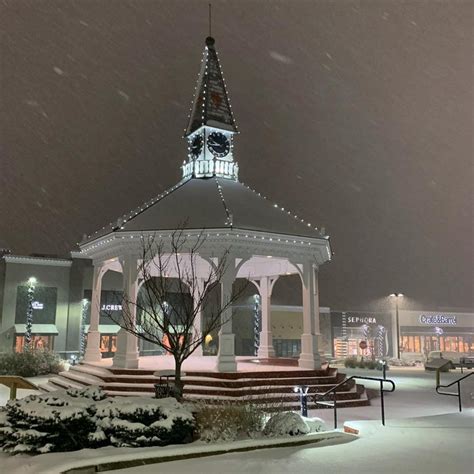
[190,134,203,157]
[207,132,230,158]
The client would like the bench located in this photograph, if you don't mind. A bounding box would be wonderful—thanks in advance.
[0,376,39,400]
[153,370,186,398]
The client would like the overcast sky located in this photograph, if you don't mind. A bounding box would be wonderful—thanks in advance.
[0,0,472,311]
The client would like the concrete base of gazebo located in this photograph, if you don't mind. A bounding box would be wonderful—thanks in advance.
[39,355,370,409]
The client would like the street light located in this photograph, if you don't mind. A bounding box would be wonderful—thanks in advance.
[389,293,404,359]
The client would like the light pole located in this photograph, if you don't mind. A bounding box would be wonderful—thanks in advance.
[389,293,404,359]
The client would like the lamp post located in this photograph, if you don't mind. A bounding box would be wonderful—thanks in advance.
[389,293,404,359]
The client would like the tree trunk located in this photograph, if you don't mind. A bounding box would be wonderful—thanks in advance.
[174,358,184,401]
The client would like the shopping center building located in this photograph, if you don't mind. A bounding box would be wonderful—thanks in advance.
[0,35,472,364]
[0,252,472,361]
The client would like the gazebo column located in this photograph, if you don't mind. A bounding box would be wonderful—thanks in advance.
[113,255,139,369]
[83,263,104,363]
[192,278,205,356]
[216,259,237,372]
[255,276,278,359]
[298,261,321,369]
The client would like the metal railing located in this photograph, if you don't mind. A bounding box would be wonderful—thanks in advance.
[314,375,396,429]
[436,362,473,412]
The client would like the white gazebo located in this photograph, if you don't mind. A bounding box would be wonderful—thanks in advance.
[78,36,332,372]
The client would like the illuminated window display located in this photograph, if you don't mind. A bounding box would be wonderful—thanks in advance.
[331,312,392,358]
[15,335,54,352]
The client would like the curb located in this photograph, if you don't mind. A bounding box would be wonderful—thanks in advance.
[61,431,356,473]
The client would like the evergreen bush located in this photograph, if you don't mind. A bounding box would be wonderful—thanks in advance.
[344,357,358,368]
[0,350,64,377]
[0,387,195,454]
[94,396,195,447]
[364,360,378,370]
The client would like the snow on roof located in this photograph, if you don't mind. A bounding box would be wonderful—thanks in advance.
[82,177,324,244]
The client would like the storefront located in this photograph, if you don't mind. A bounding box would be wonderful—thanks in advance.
[399,311,474,359]
[331,311,393,359]
[13,285,59,352]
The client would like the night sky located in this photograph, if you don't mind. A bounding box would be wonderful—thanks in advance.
[0,1,472,311]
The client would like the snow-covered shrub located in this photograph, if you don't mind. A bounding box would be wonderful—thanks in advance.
[0,350,64,377]
[263,411,309,437]
[0,387,195,454]
[0,387,104,454]
[303,416,326,433]
[194,401,265,442]
[344,357,358,369]
[94,396,195,447]
[364,360,377,370]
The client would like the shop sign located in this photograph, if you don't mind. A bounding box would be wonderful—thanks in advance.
[32,301,44,310]
[101,304,122,311]
[347,316,377,325]
[419,315,457,326]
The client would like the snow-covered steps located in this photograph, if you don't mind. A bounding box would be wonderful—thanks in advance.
[41,363,370,408]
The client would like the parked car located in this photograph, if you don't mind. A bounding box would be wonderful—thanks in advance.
[424,351,473,370]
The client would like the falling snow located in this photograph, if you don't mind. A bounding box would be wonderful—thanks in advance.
[0,1,471,310]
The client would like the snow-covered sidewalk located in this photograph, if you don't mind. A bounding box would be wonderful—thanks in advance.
[0,430,354,474]
[114,411,474,474]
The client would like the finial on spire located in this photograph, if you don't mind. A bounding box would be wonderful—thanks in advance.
[209,3,212,37]
[206,4,215,48]
[206,36,215,48]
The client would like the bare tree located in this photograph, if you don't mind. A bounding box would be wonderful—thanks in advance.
[107,229,248,398]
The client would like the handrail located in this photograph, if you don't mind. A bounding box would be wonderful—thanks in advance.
[436,370,473,412]
[314,375,396,429]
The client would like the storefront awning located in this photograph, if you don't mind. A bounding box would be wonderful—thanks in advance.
[84,324,121,334]
[14,324,59,335]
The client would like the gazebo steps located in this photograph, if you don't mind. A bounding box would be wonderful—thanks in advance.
[40,363,370,408]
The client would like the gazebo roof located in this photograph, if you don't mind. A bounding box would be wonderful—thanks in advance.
[82,177,325,245]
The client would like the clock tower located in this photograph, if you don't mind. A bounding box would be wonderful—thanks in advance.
[182,36,239,181]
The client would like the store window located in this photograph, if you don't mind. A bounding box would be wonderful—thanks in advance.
[400,334,474,355]
[99,335,117,357]
[15,335,54,352]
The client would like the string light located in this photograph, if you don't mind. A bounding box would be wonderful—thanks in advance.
[79,37,332,263]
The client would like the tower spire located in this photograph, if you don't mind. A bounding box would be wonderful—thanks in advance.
[184,36,238,137]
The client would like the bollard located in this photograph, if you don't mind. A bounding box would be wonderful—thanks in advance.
[294,385,309,417]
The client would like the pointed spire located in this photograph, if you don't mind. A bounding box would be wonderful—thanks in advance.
[185,37,238,137]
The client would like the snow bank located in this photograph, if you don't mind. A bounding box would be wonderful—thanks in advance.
[264,412,326,437]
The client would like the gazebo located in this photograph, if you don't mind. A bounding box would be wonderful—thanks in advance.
[79,36,332,372]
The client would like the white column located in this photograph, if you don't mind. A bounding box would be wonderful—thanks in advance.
[113,254,140,369]
[192,278,204,356]
[257,276,278,358]
[83,263,104,363]
[298,261,321,369]
[216,258,237,372]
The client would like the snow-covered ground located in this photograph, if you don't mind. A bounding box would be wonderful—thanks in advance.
[114,411,473,474]
[1,365,472,473]
[312,367,474,426]
[93,355,307,372]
